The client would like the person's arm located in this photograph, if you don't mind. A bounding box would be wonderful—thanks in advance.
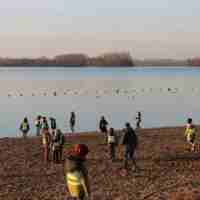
[63,159,68,186]
[81,165,90,197]
[81,173,90,197]
[122,132,127,145]
[27,124,30,132]
[19,124,22,131]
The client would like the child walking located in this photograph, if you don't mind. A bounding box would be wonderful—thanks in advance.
[64,144,90,200]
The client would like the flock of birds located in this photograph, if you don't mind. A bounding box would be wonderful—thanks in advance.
[5,87,199,98]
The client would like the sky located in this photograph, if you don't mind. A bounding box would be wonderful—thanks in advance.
[0,0,200,59]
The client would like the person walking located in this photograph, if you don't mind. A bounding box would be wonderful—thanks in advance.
[64,144,90,200]
[107,128,117,161]
[52,129,60,163]
[185,118,196,151]
[49,117,57,135]
[19,117,30,138]
[42,127,51,163]
[58,129,65,161]
[35,115,42,136]
[136,112,142,129]
[70,112,76,133]
[122,122,138,171]
[99,116,108,134]
[41,117,49,132]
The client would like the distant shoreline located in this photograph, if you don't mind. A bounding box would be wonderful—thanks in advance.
[0,52,199,67]
[0,64,194,67]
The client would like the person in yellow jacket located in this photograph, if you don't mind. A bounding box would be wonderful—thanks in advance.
[19,117,30,138]
[64,144,90,200]
[184,118,193,138]
[185,118,196,152]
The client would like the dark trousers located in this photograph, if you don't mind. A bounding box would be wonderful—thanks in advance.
[109,143,115,160]
[124,145,137,169]
[36,127,41,136]
[53,149,60,163]
[59,146,63,161]
[43,145,50,163]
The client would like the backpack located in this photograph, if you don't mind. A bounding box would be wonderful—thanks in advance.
[59,134,65,145]
[51,119,56,129]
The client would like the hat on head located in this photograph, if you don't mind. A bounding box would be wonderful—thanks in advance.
[68,144,89,160]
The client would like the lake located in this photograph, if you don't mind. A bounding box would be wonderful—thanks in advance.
[0,66,199,137]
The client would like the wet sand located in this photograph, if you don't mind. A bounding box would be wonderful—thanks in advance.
[1,127,200,200]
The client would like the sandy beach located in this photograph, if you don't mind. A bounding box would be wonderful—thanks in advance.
[1,126,200,200]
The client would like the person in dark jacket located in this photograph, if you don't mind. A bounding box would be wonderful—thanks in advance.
[122,122,138,171]
[50,117,56,129]
[70,112,76,133]
[35,115,42,136]
[136,112,142,129]
[58,129,65,161]
[99,116,108,134]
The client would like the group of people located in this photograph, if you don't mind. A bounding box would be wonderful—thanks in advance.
[99,112,142,135]
[20,114,197,200]
[64,122,139,200]
[20,116,65,163]
[19,112,76,138]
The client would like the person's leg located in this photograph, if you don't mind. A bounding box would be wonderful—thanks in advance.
[36,127,39,136]
[190,141,195,152]
[111,144,115,160]
[113,144,116,160]
[23,131,27,138]
[109,144,112,159]
[124,146,129,169]
[59,146,62,161]
[129,147,138,171]
[56,150,59,163]
[44,146,47,163]
[136,121,139,129]
[47,146,50,162]
[70,124,74,133]
[53,149,56,162]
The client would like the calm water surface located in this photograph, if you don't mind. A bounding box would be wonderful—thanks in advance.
[0,66,200,137]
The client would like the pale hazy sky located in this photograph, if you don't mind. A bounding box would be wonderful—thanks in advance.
[0,0,200,59]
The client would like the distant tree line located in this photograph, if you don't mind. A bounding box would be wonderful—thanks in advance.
[0,53,199,67]
[187,58,200,66]
[0,52,134,67]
